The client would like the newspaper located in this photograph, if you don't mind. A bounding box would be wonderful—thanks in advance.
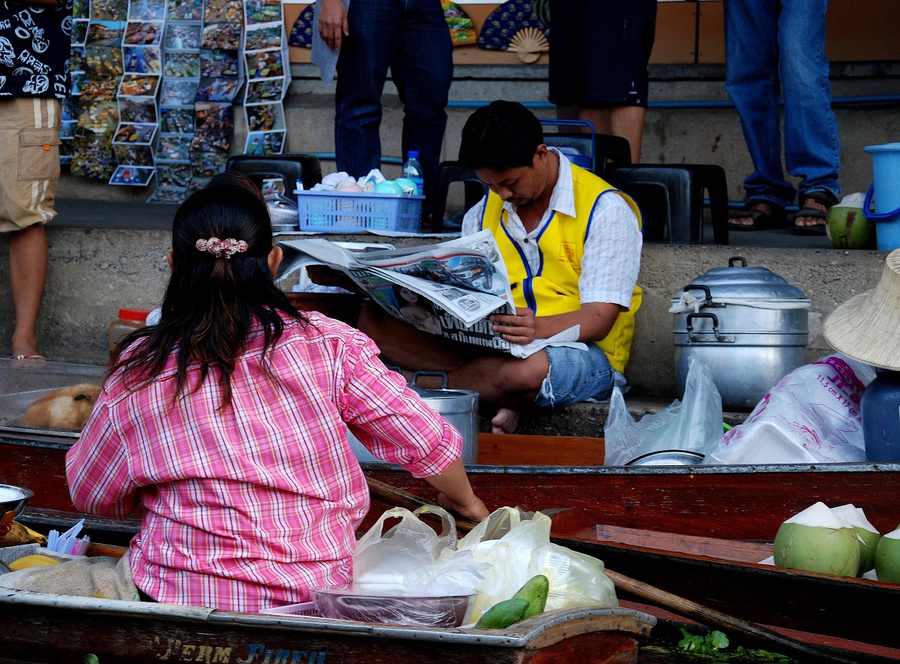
[278,230,517,352]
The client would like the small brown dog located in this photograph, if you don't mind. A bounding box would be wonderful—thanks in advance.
[17,383,103,431]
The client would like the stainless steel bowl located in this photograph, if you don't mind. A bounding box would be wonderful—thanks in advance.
[0,484,33,518]
[625,449,705,466]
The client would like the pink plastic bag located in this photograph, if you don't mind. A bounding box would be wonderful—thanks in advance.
[705,354,875,464]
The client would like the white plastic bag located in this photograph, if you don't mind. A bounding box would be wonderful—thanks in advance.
[455,507,617,622]
[604,356,723,465]
[352,505,485,596]
[704,354,875,464]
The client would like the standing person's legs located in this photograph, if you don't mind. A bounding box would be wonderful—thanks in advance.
[778,0,841,229]
[0,97,58,358]
[390,0,453,213]
[725,0,795,219]
[9,225,48,358]
[334,0,400,178]
[550,0,655,164]
[579,106,647,164]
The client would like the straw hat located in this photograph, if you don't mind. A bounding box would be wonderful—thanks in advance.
[824,248,900,370]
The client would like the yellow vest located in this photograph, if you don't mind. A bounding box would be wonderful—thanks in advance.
[480,164,642,374]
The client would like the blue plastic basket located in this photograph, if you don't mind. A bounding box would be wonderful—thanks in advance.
[296,190,424,233]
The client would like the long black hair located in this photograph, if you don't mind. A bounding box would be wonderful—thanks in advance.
[114,171,305,408]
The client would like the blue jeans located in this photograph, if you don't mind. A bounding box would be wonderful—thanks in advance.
[534,344,615,408]
[724,0,841,209]
[335,0,452,204]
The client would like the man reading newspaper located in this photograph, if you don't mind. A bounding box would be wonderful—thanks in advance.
[359,101,643,434]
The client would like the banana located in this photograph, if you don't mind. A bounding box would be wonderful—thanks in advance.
[0,521,48,546]
[512,574,549,619]
[8,554,61,571]
[474,598,529,629]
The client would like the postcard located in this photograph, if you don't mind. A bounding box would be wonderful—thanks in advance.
[201,22,242,51]
[148,187,190,204]
[200,49,238,78]
[77,98,119,131]
[245,76,284,104]
[245,102,284,133]
[119,97,158,124]
[196,76,239,103]
[71,133,116,180]
[159,106,194,134]
[204,0,242,24]
[128,0,165,21]
[195,101,234,132]
[165,0,201,21]
[109,165,155,186]
[156,134,192,161]
[123,45,162,74]
[113,122,157,144]
[245,130,284,156]
[155,162,192,188]
[245,0,282,25]
[124,20,164,45]
[245,48,283,80]
[90,0,127,22]
[244,21,281,51]
[164,22,201,51]
[118,73,160,96]
[159,78,198,106]
[113,143,155,166]
[72,19,89,46]
[163,51,200,78]
[84,44,124,76]
[86,20,126,45]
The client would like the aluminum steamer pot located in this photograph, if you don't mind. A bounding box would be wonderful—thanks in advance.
[409,371,479,464]
[671,256,809,410]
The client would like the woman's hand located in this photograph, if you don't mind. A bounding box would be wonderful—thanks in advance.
[438,492,490,522]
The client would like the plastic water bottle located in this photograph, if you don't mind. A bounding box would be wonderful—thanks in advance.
[861,369,900,461]
[402,150,424,196]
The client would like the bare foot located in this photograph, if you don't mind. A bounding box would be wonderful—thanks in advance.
[491,408,520,434]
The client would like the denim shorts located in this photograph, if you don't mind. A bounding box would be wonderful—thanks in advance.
[534,344,615,408]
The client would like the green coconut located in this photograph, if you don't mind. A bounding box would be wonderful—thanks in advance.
[875,530,900,583]
[831,504,881,575]
[773,502,860,577]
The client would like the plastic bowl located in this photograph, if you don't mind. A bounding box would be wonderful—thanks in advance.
[312,587,475,627]
[0,484,33,518]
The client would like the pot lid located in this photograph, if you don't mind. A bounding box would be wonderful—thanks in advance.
[671,256,808,303]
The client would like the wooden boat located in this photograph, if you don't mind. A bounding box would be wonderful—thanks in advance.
[3,429,900,659]
[0,544,655,664]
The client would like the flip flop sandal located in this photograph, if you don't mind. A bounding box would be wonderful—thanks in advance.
[791,190,838,236]
[728,201,786,232]
[5,354,46,361]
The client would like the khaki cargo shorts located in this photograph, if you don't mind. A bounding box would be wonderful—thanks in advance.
[0,97,62,233]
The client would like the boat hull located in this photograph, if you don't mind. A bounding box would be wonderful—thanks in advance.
[0,590,654,664]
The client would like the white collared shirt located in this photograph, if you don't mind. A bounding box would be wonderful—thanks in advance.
[462,149,642,309]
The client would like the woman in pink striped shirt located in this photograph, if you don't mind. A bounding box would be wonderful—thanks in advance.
[65,173,488,612]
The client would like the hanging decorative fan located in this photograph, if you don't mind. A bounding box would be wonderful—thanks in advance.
[289,2,476,50]
[477,0,549,63]
[442,0,477,46]
[289,3,316,49]
[508,26,548,63]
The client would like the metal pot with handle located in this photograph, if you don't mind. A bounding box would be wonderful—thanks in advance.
[409,371,479,464]
[347,370,479,465]
[671,256,810,410]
